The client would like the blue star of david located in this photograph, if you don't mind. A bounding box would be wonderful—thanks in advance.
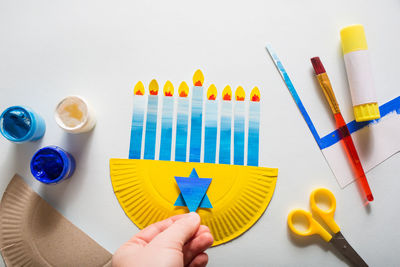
[174,168,213,212]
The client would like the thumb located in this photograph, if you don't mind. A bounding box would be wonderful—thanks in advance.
[149,212,200,249]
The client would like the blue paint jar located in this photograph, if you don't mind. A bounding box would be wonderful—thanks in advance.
[0,106,46,143]
[30,146,76,184]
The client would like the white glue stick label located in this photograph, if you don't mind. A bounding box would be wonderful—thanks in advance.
[344,50,377,106]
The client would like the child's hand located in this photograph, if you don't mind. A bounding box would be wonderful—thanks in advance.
[112,212,213,267]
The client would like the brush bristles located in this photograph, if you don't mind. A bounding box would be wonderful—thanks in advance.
[311,57,326,75]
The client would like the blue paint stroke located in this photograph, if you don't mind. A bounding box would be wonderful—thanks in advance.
[189,86,203,162]
[204,101,218,163]
[175,98,189,162]
[319,96,400,149]
[219,102,231,164]
[144,95,158,160]
[159,97,174,160]
[129,98,145,159]
[248,102,260,166]
[266,44,322,149]
[266,44,400,150]
[234,102,245,165]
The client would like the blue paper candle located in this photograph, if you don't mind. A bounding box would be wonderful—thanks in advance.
[144,79,159,160]
[234,86,245,165]
[219,85,232,164]
[129,81,146,159]
[248,87,260,166]
[204,84,218,163]
[159,81,174,161]
[175,82,190,162]
[189,70,204,162]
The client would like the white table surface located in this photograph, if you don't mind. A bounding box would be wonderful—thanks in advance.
[1,0,399,266]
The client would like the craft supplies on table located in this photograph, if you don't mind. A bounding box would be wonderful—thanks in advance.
[55,95,96,133]
[266,45,400,188]
[30,146,76,184]
[0,106,45,143]
[288,188,368,267]
[310,57,373,203]
[340,24,380,122]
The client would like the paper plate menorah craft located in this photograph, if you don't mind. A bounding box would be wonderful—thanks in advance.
[110,70,278,246]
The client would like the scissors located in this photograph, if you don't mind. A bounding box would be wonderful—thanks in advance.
[287,188,368,267]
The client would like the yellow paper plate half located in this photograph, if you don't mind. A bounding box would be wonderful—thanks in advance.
[110,159,278,246]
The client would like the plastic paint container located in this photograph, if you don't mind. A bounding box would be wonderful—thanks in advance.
[55,95,96,133]
[0,106,46,143]
[30,146,76,184]
[340,24,380,122]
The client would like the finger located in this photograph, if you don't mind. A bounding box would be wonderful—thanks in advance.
[129,214,187,245]
[150,212,201,249]
[193,225,211,238]
[188,252,208,267]
[183,232,213,265]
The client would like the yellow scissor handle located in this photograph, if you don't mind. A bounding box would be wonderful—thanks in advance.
[310,188,340,234]
[287,209,332,242]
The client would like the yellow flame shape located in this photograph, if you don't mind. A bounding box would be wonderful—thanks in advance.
[178,81,189,97]
[222,85,232,101]
[250,87,260,102]
[207,84,217,100]
[193,69,204,86]
[149,79,159,95]
[235,86,245,101]
[163,81,174,96]
[134,81,145,95]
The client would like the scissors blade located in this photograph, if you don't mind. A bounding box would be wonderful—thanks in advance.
[329,232,368,267]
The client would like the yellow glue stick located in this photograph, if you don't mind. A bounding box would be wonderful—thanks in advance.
[340,24,380,122]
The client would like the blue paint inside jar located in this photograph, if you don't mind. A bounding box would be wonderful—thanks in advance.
[31,146,75,184]
[2,108,31,139]
[31,148,63,180]
[0,106,46,142]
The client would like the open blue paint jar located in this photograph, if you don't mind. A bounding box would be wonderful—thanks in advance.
[0,106,46,143]
[30,146,76,184]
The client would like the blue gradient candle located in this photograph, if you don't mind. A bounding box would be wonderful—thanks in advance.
[0,106,45,143]
[144,79,159,160]
[248,87,260,166]
[129,82,146,159]
[234,86,245,165]
[204,84,218,163]
[175,82,189,162]
[219,85,232,164]
[159,81,174,161]
[189,70,204,162]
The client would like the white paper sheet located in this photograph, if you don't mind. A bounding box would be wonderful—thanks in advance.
[322,112,400,187]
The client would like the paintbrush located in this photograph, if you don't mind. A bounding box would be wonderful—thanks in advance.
[311,57,373,203]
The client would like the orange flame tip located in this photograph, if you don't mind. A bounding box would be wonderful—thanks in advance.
[134,81,145,95]
[207,84,217,100]
[149,79,159,96]
[163,80,174,97]
[235,86,245,101]
[193,69,204,86]
[222,85,232,101]
[250,87,261,102]
[178,81,189,97]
